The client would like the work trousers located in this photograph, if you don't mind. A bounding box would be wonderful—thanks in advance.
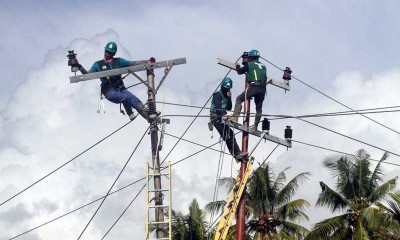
[236,84,266,113]
[212,120,241,157]
[104,88,142,115]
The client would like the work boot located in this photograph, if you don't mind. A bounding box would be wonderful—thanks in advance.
[135,103,161,121]
[251,114,262,132]
[129,113,137,121]
[230,103,242,123]
[234,152,248,163]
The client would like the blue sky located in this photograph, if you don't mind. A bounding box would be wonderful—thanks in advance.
[1,1,400,239]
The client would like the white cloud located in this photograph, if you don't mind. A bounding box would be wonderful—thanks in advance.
[1,1,400,239]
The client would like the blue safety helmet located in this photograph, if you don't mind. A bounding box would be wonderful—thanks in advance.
[105,42,117,53]
[221,77,233,89]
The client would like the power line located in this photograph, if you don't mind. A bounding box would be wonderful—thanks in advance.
[291,139,400,167]
[77,126,149,239]
[0,121,133,207]
[100,184,146,239]
[297,118,400,158]
[9,133,227,239]
[159,55,241,166]
[8,177,146,240]
[261,56,400,135]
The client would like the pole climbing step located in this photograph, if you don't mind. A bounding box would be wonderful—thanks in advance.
[214,157,254,240]
[145,162,172,240]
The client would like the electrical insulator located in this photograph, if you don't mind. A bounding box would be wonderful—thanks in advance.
[261,118,270,133]
[284,126,292,140]
[282,67,292,85]
[148,101,157,115]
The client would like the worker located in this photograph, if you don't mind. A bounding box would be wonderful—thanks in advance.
[210,77,248,162]
[231,49,267,131]
[76,41,155,121]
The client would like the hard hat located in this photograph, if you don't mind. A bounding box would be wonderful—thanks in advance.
[221,77,233,89]
[248,49,260,58]
[105,42,118,53]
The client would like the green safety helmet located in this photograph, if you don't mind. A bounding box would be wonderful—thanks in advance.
[221,77,233,89]
[105,42,118,53]
[248,49,260,58]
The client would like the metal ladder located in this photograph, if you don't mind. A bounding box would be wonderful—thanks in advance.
[145,162,172,240]
[214,157,254,240]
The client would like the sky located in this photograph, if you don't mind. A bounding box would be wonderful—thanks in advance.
[1,0,400,239]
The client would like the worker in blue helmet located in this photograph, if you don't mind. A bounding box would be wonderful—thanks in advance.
[231,49,267,131]
[210,77,248,162]
[77,42,156,121]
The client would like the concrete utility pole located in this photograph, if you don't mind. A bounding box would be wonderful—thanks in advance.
[146,61,165,239]
[236,82,250,240]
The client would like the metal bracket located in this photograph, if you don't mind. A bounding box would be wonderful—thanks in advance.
[69,57,186,83]
[222,120,292,148]
[155,65,174,94]
[129,70,156,93]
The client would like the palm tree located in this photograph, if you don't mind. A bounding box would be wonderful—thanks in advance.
[206,163,311,240]
[171,198,212,240]
[374,191,400,240]
[306,149,397,240]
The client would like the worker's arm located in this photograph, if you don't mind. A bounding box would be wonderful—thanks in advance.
[236,62,248,75]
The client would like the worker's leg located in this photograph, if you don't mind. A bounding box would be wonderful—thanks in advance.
[231,90,246,123]
[213,121,246,160]
[253,86,266,131]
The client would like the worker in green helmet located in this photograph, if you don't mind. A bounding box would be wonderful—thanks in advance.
[210,77,248,162]
[231,49,267,131]
[76,42,156,121]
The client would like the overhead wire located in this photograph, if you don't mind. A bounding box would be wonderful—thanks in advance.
[76,126,149,239]
[159,55,242,166]
[11,119,400,239]
[100,184,147,239]
[0,121,133,207]
[261,56,400,135]
[8,177,146,240]
[291,139,400,167]
[297,118,400,158]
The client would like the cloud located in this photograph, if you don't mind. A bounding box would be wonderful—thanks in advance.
[1,1,400,239]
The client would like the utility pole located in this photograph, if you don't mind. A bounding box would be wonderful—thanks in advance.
[146,60,165,239]
[68,56,186,240]
[236,82,250,240]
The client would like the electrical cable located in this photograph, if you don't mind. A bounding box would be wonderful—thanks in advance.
[261,56,400,135]
[162,131,231,156]
[100,184,146,239]
[208,124,228,237]
[297,118,400,158]
[159,55,242,166]
[291,139,400,167]
[76,126,149,239]
[8,177,146,240]
[0,121,133,207]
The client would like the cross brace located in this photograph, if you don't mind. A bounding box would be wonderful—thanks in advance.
[217,58,290,91]
[69,58,186,83]
[222,120,292,148]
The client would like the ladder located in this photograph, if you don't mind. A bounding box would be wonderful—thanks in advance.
[145,162,172,240]
[214,157,254,240]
